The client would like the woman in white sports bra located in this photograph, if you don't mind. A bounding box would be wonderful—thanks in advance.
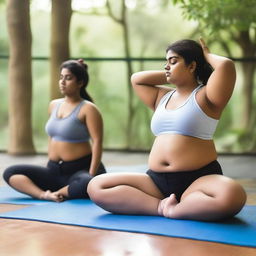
[3,59,106,202]
[88,38,246,221]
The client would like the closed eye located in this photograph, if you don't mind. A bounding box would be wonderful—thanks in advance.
[167,56,179,65]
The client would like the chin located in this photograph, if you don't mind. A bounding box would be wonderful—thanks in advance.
[166,77,172,84]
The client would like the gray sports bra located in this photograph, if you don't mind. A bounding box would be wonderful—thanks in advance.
[151,85,219,140]
[45,100,90,143]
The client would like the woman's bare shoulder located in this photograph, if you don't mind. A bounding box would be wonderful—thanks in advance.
[48,98,63,112]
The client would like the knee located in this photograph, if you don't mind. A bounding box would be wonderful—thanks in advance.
[3,166,19,184]
[68,174,92,199]
[219,178,247,216]
[87,175,106,204]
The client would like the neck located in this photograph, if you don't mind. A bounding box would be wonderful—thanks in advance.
[64,95,82,104]
[175,80,198,95]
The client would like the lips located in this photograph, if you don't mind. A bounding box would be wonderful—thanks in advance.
[59,88,66,94]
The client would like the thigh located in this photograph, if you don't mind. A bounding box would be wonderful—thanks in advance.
[181,174,244,201]
[4,164,59,191]
[90,172,164,199]
[68,171,91,184]
[180,174,247,218]
[4,164,48,181]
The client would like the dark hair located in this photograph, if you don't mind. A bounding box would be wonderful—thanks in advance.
[166,39,213,85]
[60,59,93,102]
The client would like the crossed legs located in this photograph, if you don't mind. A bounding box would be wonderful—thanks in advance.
[8,175,66,202]
[88,173,247,221]
[4,163,95,202]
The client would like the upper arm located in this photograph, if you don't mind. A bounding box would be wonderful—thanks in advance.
[83,103,103,143]
[131,71,172,110]
[205,59,236,110]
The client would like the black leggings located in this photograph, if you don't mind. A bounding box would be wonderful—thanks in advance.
[3,154,106,199]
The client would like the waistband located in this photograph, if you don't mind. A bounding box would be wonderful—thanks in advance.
[49,154,92,165]
[47,154,92,174]
[148,160,223,175]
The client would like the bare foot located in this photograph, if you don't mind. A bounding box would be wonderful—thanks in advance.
[52,191,65,202]
[158,197,170,216]
[162,194,179,218]
[40,190,64,202]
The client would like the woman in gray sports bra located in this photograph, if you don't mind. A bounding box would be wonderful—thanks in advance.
[3,59,106,202]
[88,38,246,221]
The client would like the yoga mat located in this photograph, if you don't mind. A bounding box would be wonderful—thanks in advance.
[0,199,255,248]
[0,186,50,205]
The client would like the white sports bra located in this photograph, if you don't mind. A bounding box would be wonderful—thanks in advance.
[150,86,218,140]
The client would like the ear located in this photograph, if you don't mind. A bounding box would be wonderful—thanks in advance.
[189,61,197,73]
[77,81,83,89]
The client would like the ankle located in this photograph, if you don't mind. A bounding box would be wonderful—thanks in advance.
[157,199,165,216]
[39,190,51,200]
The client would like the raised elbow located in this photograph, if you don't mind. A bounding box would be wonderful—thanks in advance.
[130,72,140,87]
[221,58,236,72]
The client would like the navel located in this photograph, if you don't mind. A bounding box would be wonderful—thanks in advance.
[161,161,171,166]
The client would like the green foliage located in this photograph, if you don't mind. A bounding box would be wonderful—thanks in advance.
[129,4,197,57]
[30,10,50,56]
[0,59,8,133]
[89,61,129,149]
[173,0,256,32]
[0,3,8,53]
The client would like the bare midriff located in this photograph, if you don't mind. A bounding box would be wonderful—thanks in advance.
[148,134,217,172]
[48,140,92,162]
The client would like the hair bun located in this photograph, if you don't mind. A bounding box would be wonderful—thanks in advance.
[77,58,84,64]
[77,59,88,70]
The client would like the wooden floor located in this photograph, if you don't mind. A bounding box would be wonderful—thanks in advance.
[0,153,256,255]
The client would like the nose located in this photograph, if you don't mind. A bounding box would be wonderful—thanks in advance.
[164,63,170,70]
[60,77,65,84]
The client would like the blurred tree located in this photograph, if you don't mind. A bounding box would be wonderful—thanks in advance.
[6,0,35,154]
[50,0,72,99]
[106,0,134,148]
[173,0,256,150]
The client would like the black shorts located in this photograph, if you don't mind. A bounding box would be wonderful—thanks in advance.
[147,160,223,201]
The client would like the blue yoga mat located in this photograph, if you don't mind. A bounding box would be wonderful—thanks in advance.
[0,196,256,248]
[0,186,51,205]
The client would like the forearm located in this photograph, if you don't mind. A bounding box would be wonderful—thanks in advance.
[131,70,167,87]
[199,38,234,70]
[89,140,103,176]
[199,38,236,109]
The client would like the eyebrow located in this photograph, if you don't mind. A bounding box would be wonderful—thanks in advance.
[166,56,179,61]
[60,73,73,76]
